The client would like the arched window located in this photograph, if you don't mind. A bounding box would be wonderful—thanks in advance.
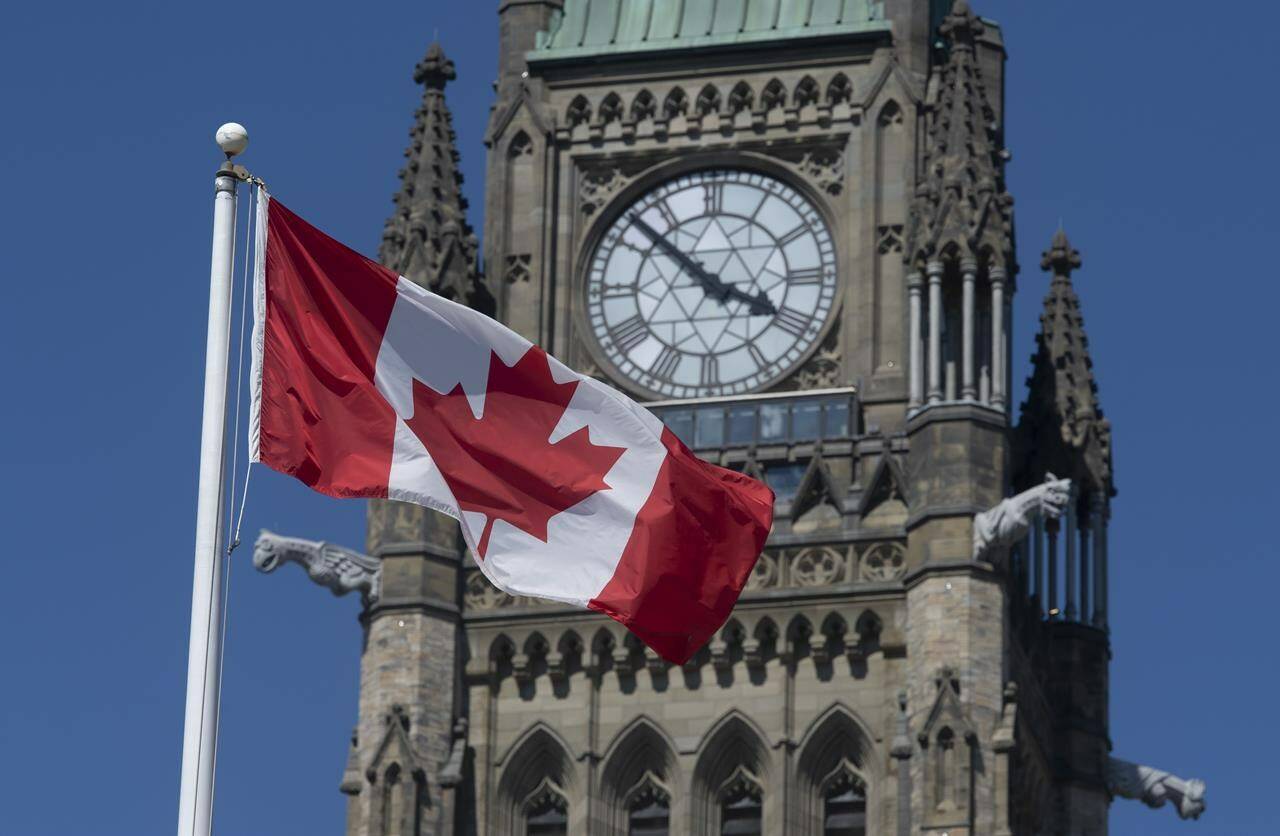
[822,767,867,836]
[795,706,874,833]
[498,725,576,835]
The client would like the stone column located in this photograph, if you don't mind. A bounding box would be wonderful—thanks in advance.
[927,260,944,404]
[908,271,924,408]
[1032,515,1044,616]
[1065,489,1077,621]
[990,266,1006,410]
[961,257,977,400]
[1092,493,1108,628]
[1046,517,1059,619]
[1079,507,1091,622]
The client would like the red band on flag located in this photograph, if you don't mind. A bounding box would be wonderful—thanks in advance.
[588,428,774,663]
[257,200,400,497]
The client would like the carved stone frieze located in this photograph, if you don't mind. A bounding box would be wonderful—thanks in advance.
[745,551,779,591]
[579,167,629,216]
[788,322,841,390]
[791,546,846,586]
[859,542,906,581]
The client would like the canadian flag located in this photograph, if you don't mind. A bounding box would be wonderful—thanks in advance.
[249,193,774,663]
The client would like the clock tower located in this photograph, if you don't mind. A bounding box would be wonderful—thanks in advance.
[263,1,1204,833]
[471,1,1033,832]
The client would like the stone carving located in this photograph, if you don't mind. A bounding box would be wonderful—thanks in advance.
[253,530,380,602]
[759,78,786,112]
[1106,757,1206,821]
[791,547,845,586]
[745,551,779,591]
[630,90,657,122]
[503,253,532,283]
[798,148,845,194]
[790,322,840,389]
[695,84,721,116]
[826,73,853,105]
[794,76,820,108]
[859,542,907,581]
[566,95,591,128]
[662,87,689,120]
[727,81,753,114]
[465,570,508,610]
[598,92,624,125]
[877,224,904,254]
[579,166,628,216]
[972,474,1072,560]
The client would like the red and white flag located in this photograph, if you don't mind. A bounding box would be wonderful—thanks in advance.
[249,193,774,663]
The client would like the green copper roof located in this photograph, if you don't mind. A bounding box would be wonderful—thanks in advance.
[531,0,889,63]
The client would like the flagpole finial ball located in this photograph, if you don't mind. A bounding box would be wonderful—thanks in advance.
[215,123,249,158]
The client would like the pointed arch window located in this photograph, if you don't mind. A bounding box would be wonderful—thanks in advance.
[717,766,763,835]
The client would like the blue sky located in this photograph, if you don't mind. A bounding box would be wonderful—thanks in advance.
[1,1,1275,833]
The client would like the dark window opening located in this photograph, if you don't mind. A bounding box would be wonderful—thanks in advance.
[822,774,867,836]
[720,785,762,835]
[526,795,568,836]
[628,794,670,835]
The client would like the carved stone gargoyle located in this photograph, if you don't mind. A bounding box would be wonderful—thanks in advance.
[972,473,1072,560]
[1106,756,1206,820]
[253,530,381,603]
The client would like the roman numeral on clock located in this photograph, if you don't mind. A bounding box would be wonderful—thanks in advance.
[655,201,679,231]
[747,343,768,370]
[653,346,681,380]
[773,306,812,338]
[609,315,649,353]
[778,226,808,247]
[701,355,720,386]
[704,183,724,214]
[788,267,824,284]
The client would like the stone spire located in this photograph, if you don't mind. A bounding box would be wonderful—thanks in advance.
[381,42,494,314]
[1016,228,1113,494]
[906,0,1015,272]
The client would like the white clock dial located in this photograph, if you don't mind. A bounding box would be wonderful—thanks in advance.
[585,169,837,399]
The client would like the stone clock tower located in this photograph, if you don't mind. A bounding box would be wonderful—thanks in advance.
[255,1,1208,833]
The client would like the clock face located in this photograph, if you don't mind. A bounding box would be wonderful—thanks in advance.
[585,169,837,399]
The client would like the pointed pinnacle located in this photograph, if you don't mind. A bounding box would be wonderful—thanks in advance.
[414,42,456,88]
[1041,227,1082,276]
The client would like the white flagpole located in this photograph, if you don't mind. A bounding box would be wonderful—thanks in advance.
[177,123,249,836]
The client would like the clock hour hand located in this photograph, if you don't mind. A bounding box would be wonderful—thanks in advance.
[627,212,725,298]
[722,284,777,317]
[627,212,777,316]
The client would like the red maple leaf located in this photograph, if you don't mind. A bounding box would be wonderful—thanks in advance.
[404,347,627,558]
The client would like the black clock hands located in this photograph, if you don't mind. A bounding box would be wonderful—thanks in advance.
[627,212,778,317]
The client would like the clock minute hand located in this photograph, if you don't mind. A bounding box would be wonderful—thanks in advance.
[627,212,728,298]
